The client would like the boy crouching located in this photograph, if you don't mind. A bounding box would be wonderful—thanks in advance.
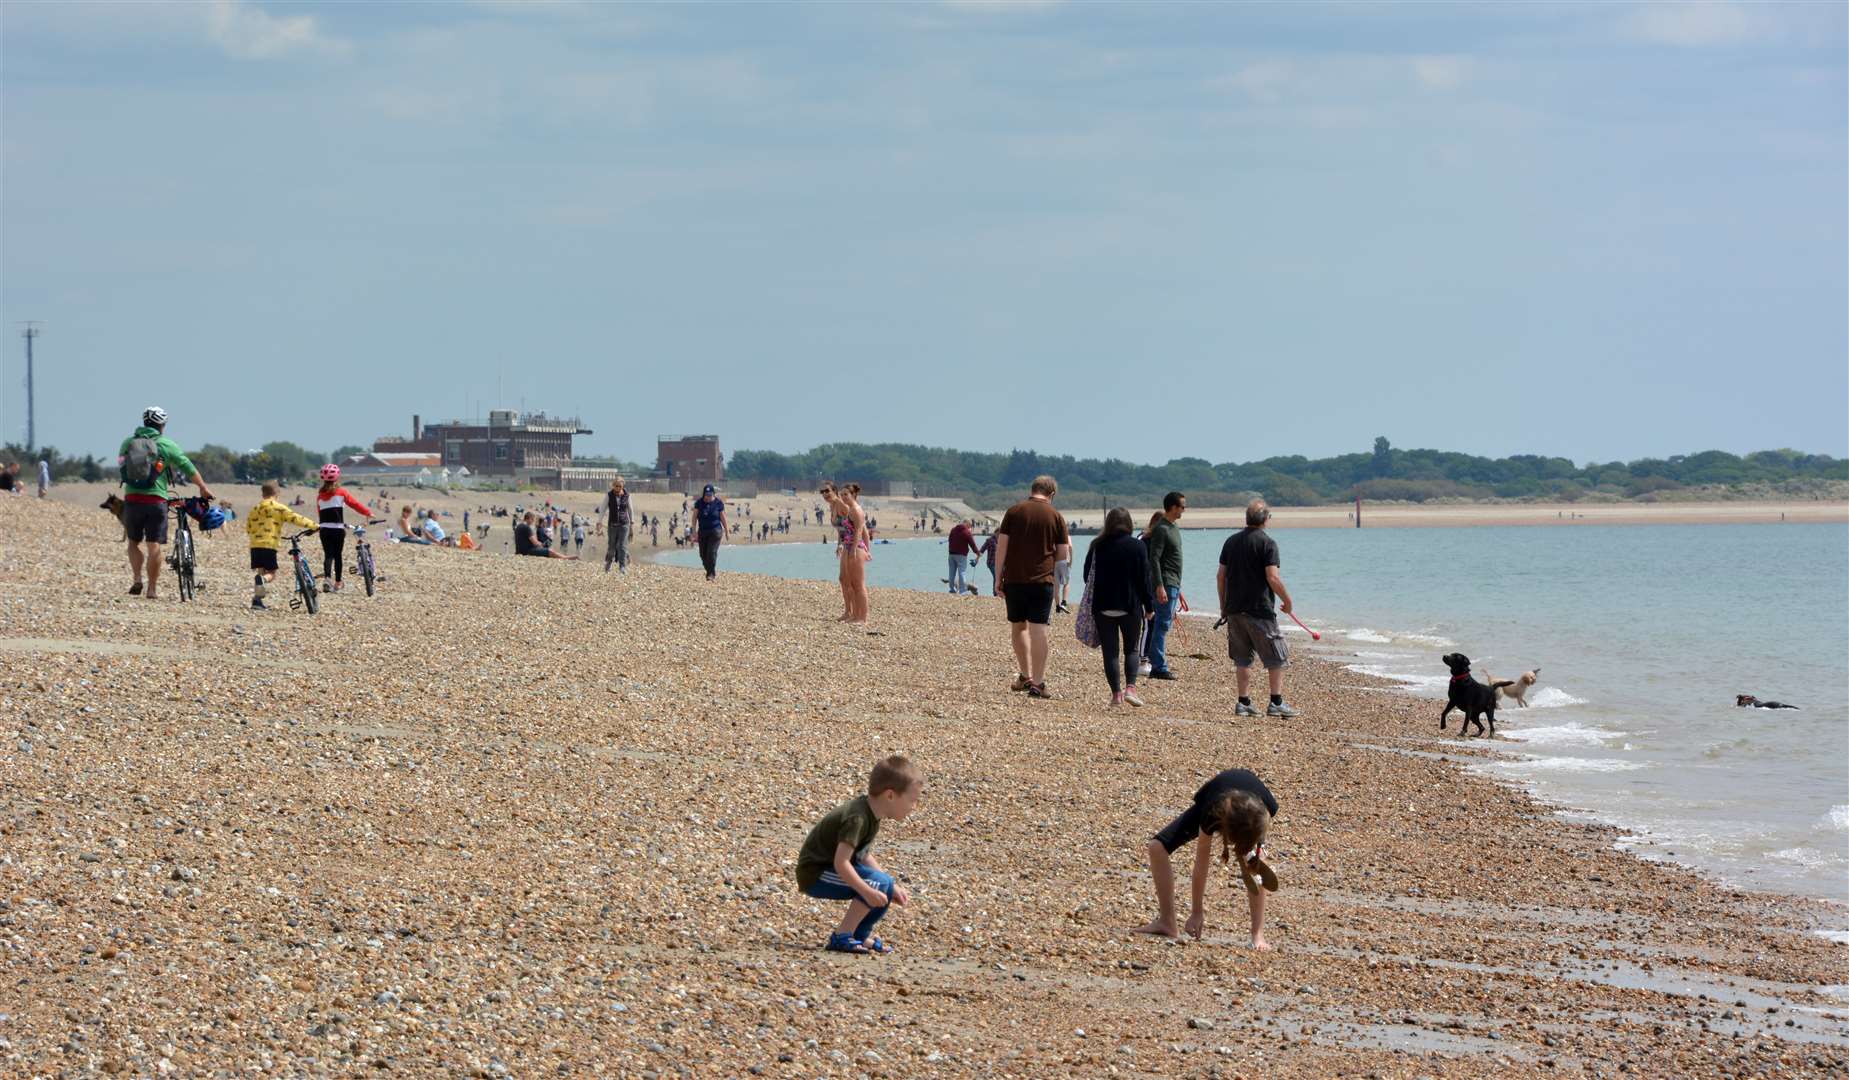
[795,755,923,955]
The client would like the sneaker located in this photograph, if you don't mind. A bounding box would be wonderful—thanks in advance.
[250,597,266,610]
[1234,701,1258,717]
[1138,662,1152,677]
[1266,700,1300,718]
[1123,687,1145,707]
[1010,675,1032,692]
[1109,692,1125,707]
[1148,670,1176,681]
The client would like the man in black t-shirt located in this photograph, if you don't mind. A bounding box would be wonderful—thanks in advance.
[1217,499,1299,718]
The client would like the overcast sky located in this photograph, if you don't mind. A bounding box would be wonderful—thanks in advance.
[2,1,1844,466]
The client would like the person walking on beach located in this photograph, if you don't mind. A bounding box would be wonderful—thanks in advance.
[1218,499,1300,718]
[604,477,633,573]
[693,484,727,580]
[117,406,217,599]
[995,475,1070,698]
[1083,507,1156,707]
[946,518,978,595]
[1145,492,1187,680]
[314,465,373,591]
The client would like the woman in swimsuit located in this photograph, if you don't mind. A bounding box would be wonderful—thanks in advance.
[820,484,852,621]
[838,482,871,625]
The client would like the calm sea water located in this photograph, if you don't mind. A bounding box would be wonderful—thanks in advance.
[663,523,1849,910]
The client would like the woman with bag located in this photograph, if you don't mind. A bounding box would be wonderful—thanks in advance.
[1082,507,1156,707]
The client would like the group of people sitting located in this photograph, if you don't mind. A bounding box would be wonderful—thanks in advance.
[393,504,470,548]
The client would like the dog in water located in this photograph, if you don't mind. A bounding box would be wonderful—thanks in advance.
[1488,667,1541,708]
[1440,653,1514,737]
[1736,694,1800,711]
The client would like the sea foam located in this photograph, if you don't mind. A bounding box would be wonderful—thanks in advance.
[1504,721,1624,747]
[1488,755,1646,774]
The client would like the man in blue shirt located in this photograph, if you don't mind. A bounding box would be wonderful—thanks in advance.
[694,484,728,580]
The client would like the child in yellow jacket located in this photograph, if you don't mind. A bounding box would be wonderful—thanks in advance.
[246,481,316,609]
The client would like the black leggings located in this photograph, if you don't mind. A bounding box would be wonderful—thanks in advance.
[698,530,721,578]
[320,528,346,582]
[1098,607,1144,694]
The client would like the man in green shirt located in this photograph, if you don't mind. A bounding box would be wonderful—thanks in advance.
[117,405,216,599]
[1145,491,1186,679]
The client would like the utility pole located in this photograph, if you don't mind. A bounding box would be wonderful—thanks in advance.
[21,323,41,452]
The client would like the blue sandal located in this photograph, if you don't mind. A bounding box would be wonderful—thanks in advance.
[825,932,868,954]
[861,936,894,955]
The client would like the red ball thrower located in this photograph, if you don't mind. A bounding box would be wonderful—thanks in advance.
[1287,611,1321,641]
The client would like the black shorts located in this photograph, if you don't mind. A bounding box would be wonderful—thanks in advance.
[250,548,279,572]
[123,501,168,544]
[1003,582,1056,625]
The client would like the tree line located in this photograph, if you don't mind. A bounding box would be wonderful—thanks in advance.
[726,438,1848,507]
[2,441,367,486]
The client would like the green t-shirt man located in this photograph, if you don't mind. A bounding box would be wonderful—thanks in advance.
[118,425,200,502]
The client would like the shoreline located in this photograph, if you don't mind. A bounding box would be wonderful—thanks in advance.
[3,494,1846,1076]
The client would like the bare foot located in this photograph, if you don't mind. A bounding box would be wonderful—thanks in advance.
[1130,920,1179,940]
[1249,936,1272,952]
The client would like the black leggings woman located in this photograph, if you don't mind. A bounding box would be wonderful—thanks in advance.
[1084,507,1156,707]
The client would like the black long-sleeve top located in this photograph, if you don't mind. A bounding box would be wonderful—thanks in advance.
[1082,533,1157,615]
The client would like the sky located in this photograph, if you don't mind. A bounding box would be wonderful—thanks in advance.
[2,0,1845,468]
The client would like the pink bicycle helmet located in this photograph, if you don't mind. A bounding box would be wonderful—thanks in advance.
[319,463,341,482]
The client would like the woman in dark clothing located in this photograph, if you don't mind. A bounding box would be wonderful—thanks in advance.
[1082,507,1157,706]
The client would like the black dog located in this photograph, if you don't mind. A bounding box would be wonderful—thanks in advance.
[1440,653,1513,737]
[1736,694,1800,710]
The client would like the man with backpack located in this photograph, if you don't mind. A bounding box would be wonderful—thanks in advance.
[119,405,216,599]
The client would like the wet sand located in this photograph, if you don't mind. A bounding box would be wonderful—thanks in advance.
[2,493,1844,1077]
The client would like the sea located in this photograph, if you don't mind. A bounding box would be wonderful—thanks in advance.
[662,522,1849,912]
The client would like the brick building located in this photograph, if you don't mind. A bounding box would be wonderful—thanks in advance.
[374,411,592,479]
[656,435,723,489]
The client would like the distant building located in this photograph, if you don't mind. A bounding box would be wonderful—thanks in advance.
[656,435,723,489]
[373,411,592,480]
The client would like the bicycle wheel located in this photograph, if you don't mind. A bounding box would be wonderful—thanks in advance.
[176,530,195,602]
[297,558,319,615]
[359,546,376,597]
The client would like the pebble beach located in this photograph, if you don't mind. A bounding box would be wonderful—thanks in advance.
[3,492,1846,1079]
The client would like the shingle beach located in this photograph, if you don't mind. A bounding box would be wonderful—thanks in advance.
[3,493,1845,1078]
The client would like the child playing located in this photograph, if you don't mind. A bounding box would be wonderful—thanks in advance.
[314,464,373,591]
[796,755,923,955]
[1133,768,1279,949]
[245,481,316,609]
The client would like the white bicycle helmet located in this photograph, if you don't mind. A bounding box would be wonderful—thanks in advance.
[142,405,168,427]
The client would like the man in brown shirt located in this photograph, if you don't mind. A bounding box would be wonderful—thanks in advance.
[994,474,1070,698]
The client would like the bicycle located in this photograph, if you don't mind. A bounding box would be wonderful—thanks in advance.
[351,519,386,596]
[282,528,319,614]
[165,496,208,602]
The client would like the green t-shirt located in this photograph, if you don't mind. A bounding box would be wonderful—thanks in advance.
[796,795,881,890]
[118,426,198,500]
